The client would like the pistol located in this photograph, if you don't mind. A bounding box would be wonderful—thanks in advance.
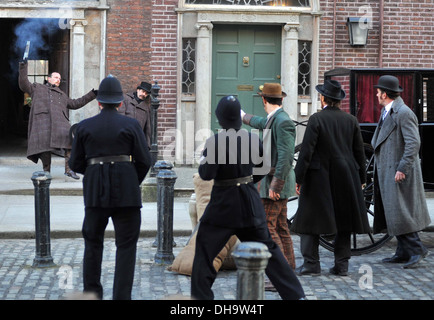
[23,41,30,61]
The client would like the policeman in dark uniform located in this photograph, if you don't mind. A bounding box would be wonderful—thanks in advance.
[190,95,305,300]
[69,75,151,300]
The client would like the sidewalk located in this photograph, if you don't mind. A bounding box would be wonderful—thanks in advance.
[0,156,198,238]
[1,156,434,238]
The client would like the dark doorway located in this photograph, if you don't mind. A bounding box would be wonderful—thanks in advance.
[0,18,70,155]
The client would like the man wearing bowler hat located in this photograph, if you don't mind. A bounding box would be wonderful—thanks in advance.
[119,81,152,148]
[191,95,305,300]
[69,75,151,299]
[241,83,297,278]
[291,79,369,276]
[371,75,430,269]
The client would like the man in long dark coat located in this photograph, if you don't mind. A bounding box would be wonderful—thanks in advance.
[18,60,96,179]
[69,76,151,299]
[191,95,304,300]
[291,80,369,276]
[371,75,430,269]
[119,81,152,148]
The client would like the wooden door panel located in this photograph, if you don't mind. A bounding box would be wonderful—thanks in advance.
[212,25,281,132]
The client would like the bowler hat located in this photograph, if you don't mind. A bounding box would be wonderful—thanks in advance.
[215,95,242,130]
[137,81,152,93]
[316,79,346,101]
[374,75,403,93]
[258,83,287,98]
[97,75,124,104]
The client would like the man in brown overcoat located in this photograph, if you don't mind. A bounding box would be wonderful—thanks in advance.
[19,60,96,179]
[118,81,152,148]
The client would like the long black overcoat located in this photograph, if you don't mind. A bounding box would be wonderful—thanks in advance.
[198,129,267,229]
[291,106,370,235]
[69,108,151,208]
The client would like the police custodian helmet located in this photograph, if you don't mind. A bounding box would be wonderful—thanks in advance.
[97,75,124,104]
[215,95,242,130]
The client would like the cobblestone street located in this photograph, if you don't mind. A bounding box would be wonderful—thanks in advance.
[1,233,433,301]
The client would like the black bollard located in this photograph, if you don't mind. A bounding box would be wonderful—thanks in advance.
[149,81,161,177]
[31,171,55,268]
[154,160,177,264]
[232,242,271,300]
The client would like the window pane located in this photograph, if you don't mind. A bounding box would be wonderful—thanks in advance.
[182,39,196,95]
[185,0,310,7]
[298,41,311,96]
[27,60,49,84]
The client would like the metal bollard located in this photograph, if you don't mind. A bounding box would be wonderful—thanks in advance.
[232,242,271,300]
[149,81,161,177]
[31,171,55,268]
[154,160,177,264]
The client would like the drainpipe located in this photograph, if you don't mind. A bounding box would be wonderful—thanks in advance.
[379,0,384,68]
[332,0,337,69]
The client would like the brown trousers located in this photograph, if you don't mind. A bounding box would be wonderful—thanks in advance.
[262,198,296,269]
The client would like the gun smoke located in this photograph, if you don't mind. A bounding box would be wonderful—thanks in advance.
[14,18,61,60]
[8,18,64,82]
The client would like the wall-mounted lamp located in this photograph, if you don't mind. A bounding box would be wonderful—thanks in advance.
[347,17,371,46]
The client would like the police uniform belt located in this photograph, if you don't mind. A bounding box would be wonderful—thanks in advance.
[213,175,253,187]
[87,155,132,166]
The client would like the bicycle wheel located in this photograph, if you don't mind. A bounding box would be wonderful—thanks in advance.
[318,144,392,256]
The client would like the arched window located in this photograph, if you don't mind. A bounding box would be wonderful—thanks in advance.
[184,0,310,7]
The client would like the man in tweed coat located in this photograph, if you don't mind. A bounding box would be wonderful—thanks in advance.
[371,75,431,269]
[19,60,96,179]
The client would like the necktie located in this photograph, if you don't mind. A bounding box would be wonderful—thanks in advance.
[378,115,384,128]
[378,112,386,130]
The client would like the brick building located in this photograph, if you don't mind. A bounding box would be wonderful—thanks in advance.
[1,0,433,166]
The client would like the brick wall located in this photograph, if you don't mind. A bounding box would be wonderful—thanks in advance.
[381,0,434,68]
[106,0,178,154]
[319,0,434,78]
[106,0,153,91]
[151,0,178,142]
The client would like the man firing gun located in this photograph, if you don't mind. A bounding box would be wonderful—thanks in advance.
[18,41,97,179]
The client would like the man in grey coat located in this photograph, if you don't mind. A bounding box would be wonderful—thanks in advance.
[371,75,431,269]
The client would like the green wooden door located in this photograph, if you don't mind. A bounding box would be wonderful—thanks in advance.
[211,24,282,132]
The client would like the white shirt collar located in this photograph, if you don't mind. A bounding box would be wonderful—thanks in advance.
[383,101,393,119]
[267,106,281,120]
